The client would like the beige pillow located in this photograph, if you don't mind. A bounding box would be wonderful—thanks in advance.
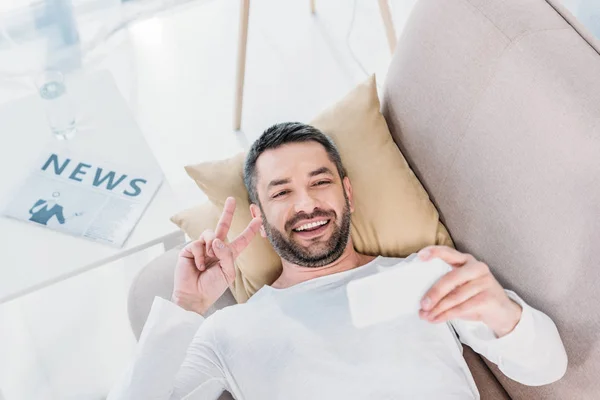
[172,76,453,303]
[170,201,221,240]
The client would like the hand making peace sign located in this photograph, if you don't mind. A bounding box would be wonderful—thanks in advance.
[172,197,262,315]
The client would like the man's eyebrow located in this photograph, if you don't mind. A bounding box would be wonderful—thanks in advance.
[309,167,334,177]
[266,168,333,190]
[267,178,290,190]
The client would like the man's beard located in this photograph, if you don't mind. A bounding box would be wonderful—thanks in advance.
[261,197,352,268]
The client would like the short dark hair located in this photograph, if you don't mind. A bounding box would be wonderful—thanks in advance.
[243,122,347,205]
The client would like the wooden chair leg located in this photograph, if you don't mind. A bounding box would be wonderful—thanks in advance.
[377,0,396,54]
[310,0,316,14]
[234,0,250,131]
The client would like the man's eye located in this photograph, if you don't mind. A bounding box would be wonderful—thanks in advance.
[314,180,331,186]
[273,190,289,199]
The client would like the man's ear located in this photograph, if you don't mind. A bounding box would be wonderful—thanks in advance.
[343,176,354,213]
[249,203,267,238]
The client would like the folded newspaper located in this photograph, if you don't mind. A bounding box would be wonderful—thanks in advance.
[3,145,162,247]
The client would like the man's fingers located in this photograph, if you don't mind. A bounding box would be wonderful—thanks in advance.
[202,230,217,258]
[426,292,488,324]
[182,239,206,272]
[421,261,488,311]
[422,278,487,321]
[230,217,262,257]
[215,197,236,241]
[212,238,236,282]
[418,245,470,266]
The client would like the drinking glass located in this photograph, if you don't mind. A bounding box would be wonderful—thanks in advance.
[36,70,77,140]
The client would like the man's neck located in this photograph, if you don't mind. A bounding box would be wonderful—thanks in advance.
[271,241,376,289]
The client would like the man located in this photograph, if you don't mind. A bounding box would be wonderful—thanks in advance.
[109,123,567,399]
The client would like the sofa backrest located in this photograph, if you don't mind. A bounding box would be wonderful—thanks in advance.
[382,0,600,398]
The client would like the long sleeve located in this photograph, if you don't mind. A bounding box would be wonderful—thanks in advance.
[451,290,568,386]
[107,297,228,400]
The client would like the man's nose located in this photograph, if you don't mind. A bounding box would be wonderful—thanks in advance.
[294,190,319,215]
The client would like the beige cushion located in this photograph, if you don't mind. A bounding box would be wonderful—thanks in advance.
[169,201,221,239]
[173,77,453,303]
[382,0,600,398]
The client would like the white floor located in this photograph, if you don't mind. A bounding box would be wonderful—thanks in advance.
[117,0,418,210]
[0,0,418,398]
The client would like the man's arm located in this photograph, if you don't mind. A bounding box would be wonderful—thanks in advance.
[107,296,227,400]
[417,246,568,386]
[451,290,567,386]
[109,197,259,399]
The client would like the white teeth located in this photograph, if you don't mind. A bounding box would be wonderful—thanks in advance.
[295,220,328,231]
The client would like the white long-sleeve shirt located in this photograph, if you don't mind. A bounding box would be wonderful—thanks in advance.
[108,255,567,400]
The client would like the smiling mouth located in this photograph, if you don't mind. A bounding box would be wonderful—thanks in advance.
[292,219,330,232]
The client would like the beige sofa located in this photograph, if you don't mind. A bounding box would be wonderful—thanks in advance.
[128,0,600,398]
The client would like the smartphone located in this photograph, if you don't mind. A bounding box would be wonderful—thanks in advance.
[347,257,452,328]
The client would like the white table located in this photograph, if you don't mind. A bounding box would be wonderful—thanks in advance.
[0,71,185,304]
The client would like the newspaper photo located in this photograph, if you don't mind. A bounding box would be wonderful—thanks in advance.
[3,145,162,248]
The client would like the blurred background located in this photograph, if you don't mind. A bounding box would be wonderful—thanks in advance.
[0,0,597,399]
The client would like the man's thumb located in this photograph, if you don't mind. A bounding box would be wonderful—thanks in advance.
[213,239,233,260]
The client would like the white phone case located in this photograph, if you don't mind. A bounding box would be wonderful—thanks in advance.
[347,257,452,328]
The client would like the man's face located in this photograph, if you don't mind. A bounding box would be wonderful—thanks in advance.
[251,141,354,268]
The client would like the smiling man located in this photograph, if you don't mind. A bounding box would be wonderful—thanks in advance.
[109,123,567,400]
